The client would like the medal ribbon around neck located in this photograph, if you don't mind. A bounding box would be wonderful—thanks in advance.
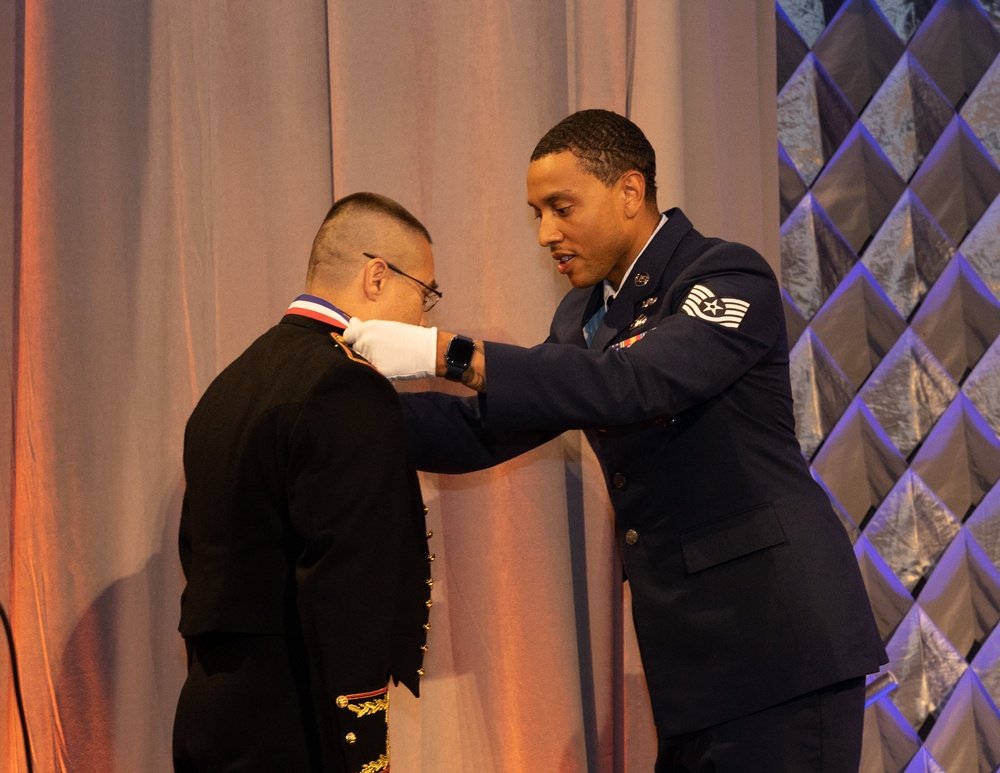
[284,294,351,330]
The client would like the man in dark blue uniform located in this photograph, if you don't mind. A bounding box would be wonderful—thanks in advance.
[345,110,886,772]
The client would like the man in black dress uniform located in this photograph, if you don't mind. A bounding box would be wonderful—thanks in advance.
[173,192,441,772]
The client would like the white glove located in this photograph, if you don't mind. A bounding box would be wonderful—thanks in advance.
[343,317,438,380]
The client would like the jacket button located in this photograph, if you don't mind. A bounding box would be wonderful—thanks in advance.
[423,623,432,632]
[345,732,357,744]
[421,645,429,653]
[613,473,626,489]
[426,599,434,608]
[423,505,429,514]
[336,695,349,709]
[417,668,425,677]
[427,554,436,562]
[426,578,434,587]
[625,529,638,545]
[426,530,433,539]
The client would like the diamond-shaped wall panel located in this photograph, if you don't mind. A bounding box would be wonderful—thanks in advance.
[922,669,1000,773]
[857,534,917,641]
[959,193,1000,301]
[866,469,961,591]
[910,394,1000,520]
[861,190,955,319]
[885,605,969,730]
[862,51,955,180]
[810,261,906,388]
[858,328,958,458]
[778,4,812,92]
[961,53,1000,165]
[860,696,923,773]
[909,115,1000,245]
[909,253,1000,382]
[812,122,908,253]
[779,54,858,186]
[780,193,859,318]
[971,621,1000,712]
[966,481,1000,572]
[811,399,908,527]
[963,336,1000,437]
[813,0,906,114]
[907,0,1000,108]
[779,0,829,48]
[917,530,1000,658]
[789,328,856,458]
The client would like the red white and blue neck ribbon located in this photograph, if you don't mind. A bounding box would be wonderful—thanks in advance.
[284,294,351,330]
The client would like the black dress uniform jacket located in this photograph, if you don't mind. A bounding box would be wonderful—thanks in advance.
[400,209,886,737]
[177,313,431,771]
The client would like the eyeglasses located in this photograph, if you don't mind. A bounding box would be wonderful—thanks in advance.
[363,252,442,312]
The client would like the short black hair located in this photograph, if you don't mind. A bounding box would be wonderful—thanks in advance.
[322,192,431,245]
[531,109,657,204]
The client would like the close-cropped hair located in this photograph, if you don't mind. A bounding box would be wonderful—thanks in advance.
[322,191,432,244]
[531,109,657,203]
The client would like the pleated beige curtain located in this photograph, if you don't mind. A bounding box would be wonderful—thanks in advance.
[0,2,775,770]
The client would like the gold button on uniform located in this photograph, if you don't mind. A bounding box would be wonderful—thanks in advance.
[426,578,434,587]
[625,529,638,545]
[421,645,429,653]
[345,732,357,744]
[634,272,650,286]
[417,668,425,677]
[426,599,434,608]
[613,473,626,489]
[426,530,433,539]
[336,696,349,709]
[423,623,432,631]
[427,554,435,562]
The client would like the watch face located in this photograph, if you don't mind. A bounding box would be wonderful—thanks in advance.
[446,335,475,369]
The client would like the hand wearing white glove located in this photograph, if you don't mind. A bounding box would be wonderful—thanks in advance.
[344,318,438,380]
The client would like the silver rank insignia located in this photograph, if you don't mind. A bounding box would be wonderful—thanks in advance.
[681,285,750,329]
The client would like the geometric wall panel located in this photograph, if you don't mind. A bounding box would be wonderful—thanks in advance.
[777,1,1000,764]
[885,605,968,730]
[960,193,1000,301]
[909,116,1000,245]
[862,52,955,180]
[812,399,908,527]
[789,328,856,458]
[907,0,1000,108]
[780,192,859,318]
[858,328,958,458]
[813,0,906,114]
[779,54,858,186]
[967,482,1000,571]
[962,53,1000,164]
[963,336,1000,438]
[910,394,1000,520]
[857,534,917,641]
[922,669,1000,773]
[916,530,1000,658]
[810,261,906,388]
[865,469,962,591]
[812,122,908,252]
[860,697,923,773]
[909,254,1000,384]
[862,190,956,319]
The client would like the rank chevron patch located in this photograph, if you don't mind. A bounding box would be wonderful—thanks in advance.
[681,284,750,329]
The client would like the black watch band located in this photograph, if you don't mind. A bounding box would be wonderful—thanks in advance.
[444,335,475,382]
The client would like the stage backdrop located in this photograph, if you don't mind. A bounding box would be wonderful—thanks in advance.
[777,1,1000,771]
[1,2,779,771]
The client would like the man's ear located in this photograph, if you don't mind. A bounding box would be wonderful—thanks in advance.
[363,257,388,301]
[621,170,646,217]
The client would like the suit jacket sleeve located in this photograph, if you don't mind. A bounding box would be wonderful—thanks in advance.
[400,391,559,473]
[480,243,785,430]
[286,361,418,771]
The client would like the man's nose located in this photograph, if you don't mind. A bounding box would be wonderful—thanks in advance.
[537,215,561,246]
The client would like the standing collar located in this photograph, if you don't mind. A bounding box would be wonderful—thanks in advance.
[284,294,351,330]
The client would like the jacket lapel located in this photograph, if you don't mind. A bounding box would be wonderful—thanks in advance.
[590,209,694,351]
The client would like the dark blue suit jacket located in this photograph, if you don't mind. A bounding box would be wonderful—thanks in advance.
[402,209,886,735]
